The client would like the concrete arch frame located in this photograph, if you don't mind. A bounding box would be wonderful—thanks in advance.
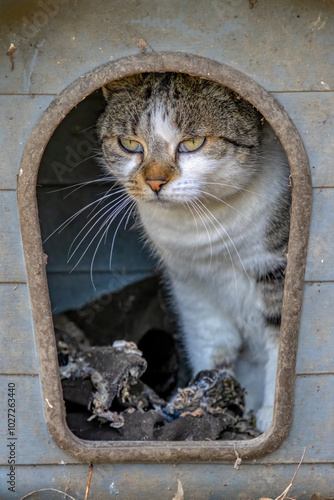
[17,51,312,463]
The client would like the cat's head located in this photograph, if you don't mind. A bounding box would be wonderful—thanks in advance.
[97,73,262,205]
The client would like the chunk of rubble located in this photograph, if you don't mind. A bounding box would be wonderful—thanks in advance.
[56,326,259,441]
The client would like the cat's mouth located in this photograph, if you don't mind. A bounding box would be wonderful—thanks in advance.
[129,186,184,206]
[142,191,172,204]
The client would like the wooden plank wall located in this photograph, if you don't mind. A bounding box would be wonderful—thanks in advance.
[0,0,333,498]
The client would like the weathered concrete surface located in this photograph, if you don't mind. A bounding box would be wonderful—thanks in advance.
[0,0,333,496]
[1,0,334,94]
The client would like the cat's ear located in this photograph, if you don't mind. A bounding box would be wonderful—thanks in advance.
[102,84,115,101]
[260,120,277,145]
[102,74,144,101]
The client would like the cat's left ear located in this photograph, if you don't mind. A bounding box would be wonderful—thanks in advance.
[102,84,115,101]
[102,74,144,101]
[260,120,277,145]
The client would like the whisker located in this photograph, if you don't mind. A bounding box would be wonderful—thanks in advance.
[88,198,133,288]
[197,190,254,224]
[67,193,129,261]
[46,177,117,195]
[185,201,199,261]
[69,197,131,276]
[90,199,131,290]
[62,179,116,199]
[193,199,237,294]
[104,193,136,243]
[77,124,98,134]
[109,201,136,270]
[67,189,127,256]
[196,198,253,288]
[196,181,272,201]
[253,153,289,167]
[70,153,102,169]
[43,191,123,244]
[124,201,137,230]
[85,183,123,218]
[189,200,213,268]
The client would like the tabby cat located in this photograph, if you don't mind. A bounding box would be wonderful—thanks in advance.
[97,73,291,432]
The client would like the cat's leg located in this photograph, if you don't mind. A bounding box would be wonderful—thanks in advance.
[185,315,242,374]
[255,260,285,432]
[172,281,242,373]
[256,326,280,432]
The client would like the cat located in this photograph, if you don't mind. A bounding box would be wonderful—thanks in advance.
[97,72,291,432]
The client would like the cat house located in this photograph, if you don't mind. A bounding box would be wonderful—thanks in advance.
[1,0,333,498]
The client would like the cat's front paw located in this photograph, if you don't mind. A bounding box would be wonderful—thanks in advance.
[256,405,273,433]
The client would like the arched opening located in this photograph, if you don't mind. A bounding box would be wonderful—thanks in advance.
[17,52,312,462]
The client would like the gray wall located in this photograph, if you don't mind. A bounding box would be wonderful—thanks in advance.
[0,0,334,498]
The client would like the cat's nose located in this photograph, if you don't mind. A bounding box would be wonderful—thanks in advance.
[145,178,169,193]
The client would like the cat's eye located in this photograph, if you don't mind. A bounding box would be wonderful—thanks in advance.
[119,138,144,153]
[178,137,206,152]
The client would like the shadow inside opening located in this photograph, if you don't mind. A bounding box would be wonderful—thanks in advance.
[37,77,290,442]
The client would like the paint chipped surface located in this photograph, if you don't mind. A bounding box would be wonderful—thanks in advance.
[320,81,331,90]
[1,0,334,94]
[309,12,327,31]
[23,39,45,93]
[109,482,119,495]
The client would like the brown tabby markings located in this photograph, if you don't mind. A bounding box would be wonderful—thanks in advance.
[97,72,291,432]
